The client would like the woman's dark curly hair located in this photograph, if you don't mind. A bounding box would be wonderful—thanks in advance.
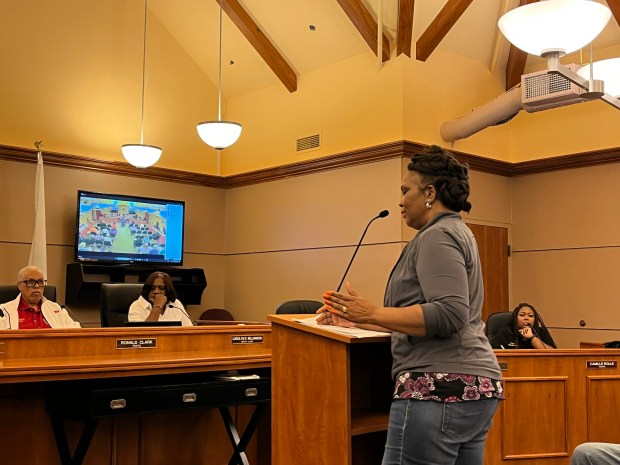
[140,271,177,302]
[407,145,471,213]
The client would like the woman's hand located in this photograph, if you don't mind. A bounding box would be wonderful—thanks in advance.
[519,326,534,340]
[316,304,356,327]
[322,282,377,324]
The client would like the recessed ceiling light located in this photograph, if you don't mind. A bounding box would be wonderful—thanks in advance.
[309,24,316,31]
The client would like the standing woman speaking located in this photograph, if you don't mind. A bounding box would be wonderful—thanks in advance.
[319,146,503,465]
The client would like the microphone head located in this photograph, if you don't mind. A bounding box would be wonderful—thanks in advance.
[378,210,389,218]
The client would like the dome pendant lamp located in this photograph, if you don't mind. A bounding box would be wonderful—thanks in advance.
[121,0,162,168]
[196,1,242,150]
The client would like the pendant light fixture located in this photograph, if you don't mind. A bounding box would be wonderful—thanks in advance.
[498,0,611,58]
[121,0,162,168]
[196,1,242,150]
[498,0,620,111]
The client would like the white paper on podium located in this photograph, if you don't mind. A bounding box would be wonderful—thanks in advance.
[294,316,391,338]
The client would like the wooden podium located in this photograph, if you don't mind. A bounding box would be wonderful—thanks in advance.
[269,314,393,465]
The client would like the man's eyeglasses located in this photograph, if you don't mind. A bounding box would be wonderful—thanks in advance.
[20,279,47,288]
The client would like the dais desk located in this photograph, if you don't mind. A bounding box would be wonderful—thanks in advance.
[268,315,620,465]
[0,324,272,465]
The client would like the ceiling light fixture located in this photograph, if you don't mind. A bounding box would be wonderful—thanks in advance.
[498,0,611,57]
[121,0,162,169]
[577,57,620,98]
[196,1,242,151]
[499,0,620,111]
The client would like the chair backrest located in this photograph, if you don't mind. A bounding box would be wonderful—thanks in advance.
[199,308,234,321]
[486,311,512,339]
[0,285,57,304]
[275,300,323,314]
[100,283,143,327]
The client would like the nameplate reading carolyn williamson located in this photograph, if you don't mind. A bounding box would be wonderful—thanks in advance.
[116,338,157,349]
[231,335,263,344]
[586,360,617,369]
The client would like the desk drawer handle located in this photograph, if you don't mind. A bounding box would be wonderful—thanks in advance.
[110,399,126,410]
[183,393,197,403]
[245,388,258,397]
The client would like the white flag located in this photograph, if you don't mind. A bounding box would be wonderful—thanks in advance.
[28,150,47,277]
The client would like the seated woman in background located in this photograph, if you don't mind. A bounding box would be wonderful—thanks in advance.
[128,271,193,326]
[489,303,556,349]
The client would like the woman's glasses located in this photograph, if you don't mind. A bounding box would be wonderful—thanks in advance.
[150,285,166,291]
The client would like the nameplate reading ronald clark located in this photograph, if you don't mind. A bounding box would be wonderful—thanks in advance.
[116,338,157,349]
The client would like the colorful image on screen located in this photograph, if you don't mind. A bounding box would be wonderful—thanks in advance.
[75,191,185,265]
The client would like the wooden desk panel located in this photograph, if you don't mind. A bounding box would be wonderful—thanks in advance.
[0,325,271,383]
[487,349,620,465]
[0,325,272,465]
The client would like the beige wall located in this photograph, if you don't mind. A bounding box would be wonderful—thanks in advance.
[0,155,513,327]
[5,153,620,348]
[511,163,620,347]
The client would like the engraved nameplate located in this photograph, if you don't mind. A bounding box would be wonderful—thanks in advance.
[231,335,264,344]
[586,360,617,369]
[116,338,157,349]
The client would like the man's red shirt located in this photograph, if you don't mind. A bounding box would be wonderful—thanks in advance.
[17,296,51,329]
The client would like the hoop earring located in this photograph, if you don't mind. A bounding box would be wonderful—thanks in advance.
[425,201,432,209]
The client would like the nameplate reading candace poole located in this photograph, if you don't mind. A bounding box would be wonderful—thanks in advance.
[586,360,617,369]
[116,338,157,349]
[231,335,263,344]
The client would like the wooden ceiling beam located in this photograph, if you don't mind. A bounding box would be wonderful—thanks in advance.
[397,0,415,57]
[416,0,474,62]
[504,0,539,90]
[607,0,620,25]
[505,45,528,90]
[335,0,391,62]
[217,0,297,93]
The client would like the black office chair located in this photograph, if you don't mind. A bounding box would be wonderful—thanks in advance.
[486,311,512,339]
[275,300,323,314]
[100,283,143,327]
[0,284,57,304]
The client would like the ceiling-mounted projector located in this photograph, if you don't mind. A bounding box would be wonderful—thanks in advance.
[440,64,590,142]
[521,64,586,112]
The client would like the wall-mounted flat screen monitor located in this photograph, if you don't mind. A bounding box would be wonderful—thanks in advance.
[75,190,185,265]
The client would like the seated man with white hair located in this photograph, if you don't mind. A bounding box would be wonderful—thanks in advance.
[0,266,80,329]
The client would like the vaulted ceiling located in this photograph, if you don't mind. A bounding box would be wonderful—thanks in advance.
[150,0,620,98]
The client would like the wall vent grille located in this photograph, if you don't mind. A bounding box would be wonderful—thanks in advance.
[296,133,321,152]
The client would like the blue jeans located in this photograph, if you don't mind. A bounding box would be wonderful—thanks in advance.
[382,398,500,465]
[571,443,620,465]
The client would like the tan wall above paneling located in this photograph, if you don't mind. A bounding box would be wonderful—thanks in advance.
[511,163,620,347]
[224,159,403,254]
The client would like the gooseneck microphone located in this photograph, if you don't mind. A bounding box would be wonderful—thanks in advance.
[167,303,195,326]
[61,304,84,328]
[336,210,389,292]
[523,322,548,349]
